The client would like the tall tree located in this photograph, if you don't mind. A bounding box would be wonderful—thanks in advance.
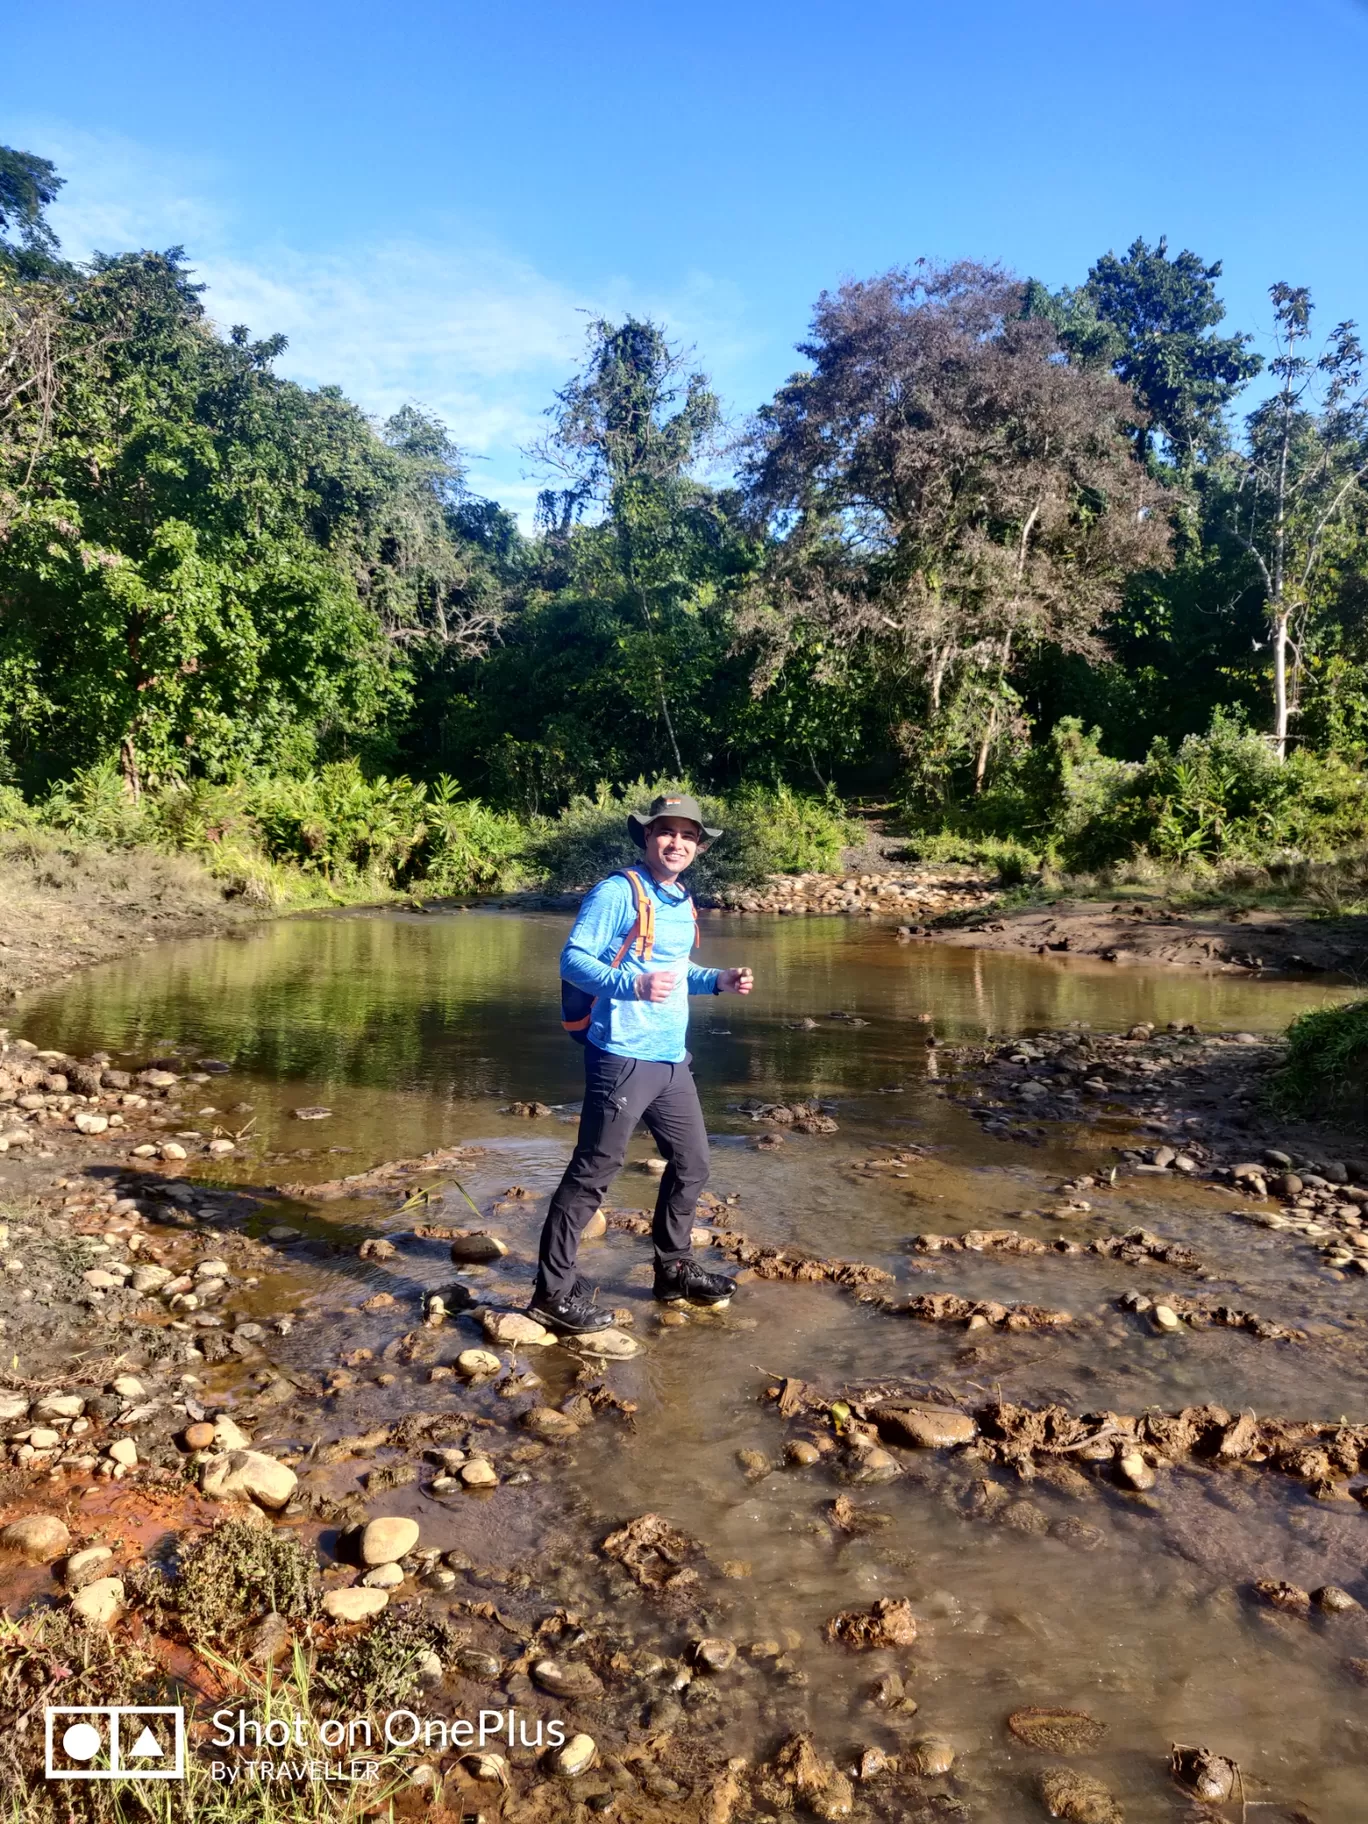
[1231,283,1368,757]
[1029,237,1261,473]
[532,316,722,773]
[741,263,1172,793]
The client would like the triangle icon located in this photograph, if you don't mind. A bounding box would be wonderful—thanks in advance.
[129,1727,164,1759]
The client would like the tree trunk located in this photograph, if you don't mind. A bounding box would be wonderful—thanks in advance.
[119,736,141,803]
[1272,607,1290,761]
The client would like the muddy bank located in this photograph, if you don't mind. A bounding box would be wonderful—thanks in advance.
[930,893,1368,977]
[0,837,260,1003]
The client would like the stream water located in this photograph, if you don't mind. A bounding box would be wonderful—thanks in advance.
[16,909,1366,1820]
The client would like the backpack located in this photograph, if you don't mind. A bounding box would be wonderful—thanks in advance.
[561,868,699,1043]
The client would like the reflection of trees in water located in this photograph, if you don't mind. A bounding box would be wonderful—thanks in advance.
[19,913,1340,1106]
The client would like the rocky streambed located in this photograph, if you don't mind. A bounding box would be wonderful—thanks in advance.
[0,908,1364,1821]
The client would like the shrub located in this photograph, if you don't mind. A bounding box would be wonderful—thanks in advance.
[530,778,852,895]
[170,1518,319,1642]
[1270,998,1368,1123]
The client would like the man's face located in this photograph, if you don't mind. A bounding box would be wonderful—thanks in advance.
[645,817,702,875]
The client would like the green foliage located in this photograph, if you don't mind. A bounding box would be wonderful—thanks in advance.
[315,1603,460,1711]
[1271,998,1368,1121]
[163,1519,319,1643]
[530,778,851,893]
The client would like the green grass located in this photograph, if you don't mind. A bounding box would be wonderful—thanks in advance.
[1270,998,1368,1123]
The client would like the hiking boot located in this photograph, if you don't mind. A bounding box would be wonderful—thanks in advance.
[654,1257,736,1309]
[528,1286,614,1335]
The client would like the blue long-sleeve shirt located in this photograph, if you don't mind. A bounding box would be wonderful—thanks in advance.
[561,871,720,1062]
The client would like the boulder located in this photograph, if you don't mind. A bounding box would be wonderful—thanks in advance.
[201,1449,298,1511]
[360,1516,420,1566]
[1,1513,71,1560]
[456,1348,502,1378]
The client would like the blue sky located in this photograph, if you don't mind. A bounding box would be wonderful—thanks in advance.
[6,0,1367,519]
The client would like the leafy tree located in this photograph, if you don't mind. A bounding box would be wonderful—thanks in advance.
[1229,284,1368,757]
[741,263,1172,797]
[531,316,723,772]
[0,147,65,271]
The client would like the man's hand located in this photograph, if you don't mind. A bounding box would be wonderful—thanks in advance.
[717,967,754,995]
[635,969,677,1003]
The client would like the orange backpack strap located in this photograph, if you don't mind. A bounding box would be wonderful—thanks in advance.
[611,870,655,966]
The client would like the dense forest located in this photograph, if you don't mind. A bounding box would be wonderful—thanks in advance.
[1,143,1365,896]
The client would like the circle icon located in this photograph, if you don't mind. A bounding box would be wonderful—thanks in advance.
[62,1722,103,1762]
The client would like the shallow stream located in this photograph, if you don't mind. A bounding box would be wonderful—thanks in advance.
[18,909,1365,1819]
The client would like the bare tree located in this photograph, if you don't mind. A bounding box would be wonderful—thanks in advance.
[1232,284,1368,758]
[740,263,1172,788]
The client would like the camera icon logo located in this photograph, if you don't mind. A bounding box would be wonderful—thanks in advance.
[45,1706,186,1780]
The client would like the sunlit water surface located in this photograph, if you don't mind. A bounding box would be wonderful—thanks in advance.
[18,911,1366,1819]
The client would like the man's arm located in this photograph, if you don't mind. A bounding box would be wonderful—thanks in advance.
[560,878,643,1000]
[687,965,721,995]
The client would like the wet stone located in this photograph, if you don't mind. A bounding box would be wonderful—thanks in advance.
[533,1658,605,1700]
[1008,1707,1106,1754]
[1039,1767,1123,1823]
[906,1736,955,1776]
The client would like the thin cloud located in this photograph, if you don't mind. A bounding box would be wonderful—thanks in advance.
[16,120,765,517]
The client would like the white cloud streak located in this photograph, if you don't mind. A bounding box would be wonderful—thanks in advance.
[19,120,762,520]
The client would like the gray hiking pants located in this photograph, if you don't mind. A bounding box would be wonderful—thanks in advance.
[536,1044,709,1299]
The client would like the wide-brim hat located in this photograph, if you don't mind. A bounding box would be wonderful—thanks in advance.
[627,792,723,850]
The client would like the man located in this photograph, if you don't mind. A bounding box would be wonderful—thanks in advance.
[531,792,753,1335]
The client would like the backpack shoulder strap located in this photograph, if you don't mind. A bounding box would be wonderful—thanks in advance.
[611,869,655,965]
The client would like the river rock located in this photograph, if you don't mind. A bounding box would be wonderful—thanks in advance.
[1254,1578,1311,1613]
[361,1516,420,1565]
[449,1232,509,1264]
[565,1326,639,1359]
[201,1448,298,1510]
[111,1375,146,1399]
[873,1402,976,1448]
[1008,1708,1106,1753]
[1314,1585,1360,1613]
[692,1637,737,1672]
[1171,1746,1237,1803]
[521,1406,580,1441]
[28,1427,61,1449]
[1,1514,71,1559]
[554,1733,598,1777]
[71,1576,125,1629]
[581,1208,607,1242]
[160,1142,188,1161]
[107,1438,137,1467]
[131,1264,173,1294]
[362,1562,405,1589]
[213,1416,251,1450]
[33,1394,85,1421]
[480,1310,554,1348]
[74,1112,109,1135]
[0,1394,29,1421]
[184,1422,216,1450]
[460,1459,498,1487]
[1152,1304,1181,1331]
[906,1736,955,1776]
[457,1348,503,1377]
[533,1658,604,1700]
[1115,1451,1155,1491]
[825,1599,918,1649]
[1039,1767,1122,1822]
[323,1586,389,1622]
[787,1440,822,1466]
[64,1545,114,1588]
